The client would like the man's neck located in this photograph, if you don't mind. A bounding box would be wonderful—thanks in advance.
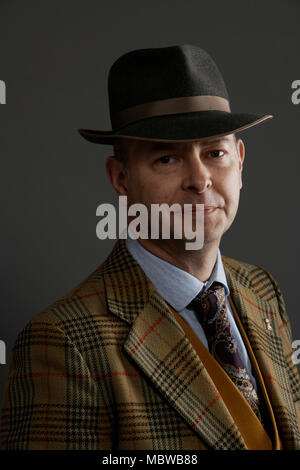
[137,238,220,282]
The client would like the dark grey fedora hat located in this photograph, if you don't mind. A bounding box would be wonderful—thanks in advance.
[78,44,272,145]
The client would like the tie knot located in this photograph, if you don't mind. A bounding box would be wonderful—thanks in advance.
[187,281,224,307]
[187,282,226,324]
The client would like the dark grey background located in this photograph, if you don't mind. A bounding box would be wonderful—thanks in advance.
[1,0,299,445]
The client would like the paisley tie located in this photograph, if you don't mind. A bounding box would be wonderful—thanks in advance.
[187,281,265,424]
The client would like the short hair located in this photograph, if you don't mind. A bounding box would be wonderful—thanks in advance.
[113,138,130,167]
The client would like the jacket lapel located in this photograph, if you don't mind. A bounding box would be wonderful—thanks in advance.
[102,241,247,450]
[223,257,300,449]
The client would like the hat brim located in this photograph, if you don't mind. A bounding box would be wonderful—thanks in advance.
[78,110,273,145]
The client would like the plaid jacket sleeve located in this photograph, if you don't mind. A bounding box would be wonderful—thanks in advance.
[1,316,113,450]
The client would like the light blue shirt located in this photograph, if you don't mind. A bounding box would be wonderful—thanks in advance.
[126,237,259,392]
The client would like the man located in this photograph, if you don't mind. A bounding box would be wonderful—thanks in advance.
[1,45,300,450]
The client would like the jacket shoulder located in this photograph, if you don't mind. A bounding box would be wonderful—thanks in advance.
[221,254,283,304]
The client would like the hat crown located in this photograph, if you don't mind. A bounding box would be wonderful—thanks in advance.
[108,44,229,128]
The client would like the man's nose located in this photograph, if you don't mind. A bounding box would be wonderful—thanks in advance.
[182,155,212,194]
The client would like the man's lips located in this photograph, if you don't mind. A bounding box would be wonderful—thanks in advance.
[170,204,221,215]
[189,205,219,212]
[203,205,218,212]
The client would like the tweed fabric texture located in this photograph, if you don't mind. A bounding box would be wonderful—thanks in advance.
[1,240,300,450]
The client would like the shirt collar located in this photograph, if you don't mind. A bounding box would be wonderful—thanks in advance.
[126,237,230,312]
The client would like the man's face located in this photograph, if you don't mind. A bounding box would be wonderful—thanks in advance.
[106,134,245,248]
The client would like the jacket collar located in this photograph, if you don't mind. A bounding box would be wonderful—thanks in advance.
[102,240,299,449]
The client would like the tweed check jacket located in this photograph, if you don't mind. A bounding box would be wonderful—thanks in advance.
[1,240,300,450]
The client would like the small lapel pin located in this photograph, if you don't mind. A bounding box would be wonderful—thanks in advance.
[264,318,273,331]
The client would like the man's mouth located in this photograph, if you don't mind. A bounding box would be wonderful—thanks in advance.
[169,204,220,215]
[202,205,218,213]
[189,205,218,212]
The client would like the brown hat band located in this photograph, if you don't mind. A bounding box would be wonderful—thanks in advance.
[114,95,231,128]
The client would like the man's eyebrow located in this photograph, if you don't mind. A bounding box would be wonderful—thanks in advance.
[148,143,181,152]
[148,136,233,152]
[197,136,233,146]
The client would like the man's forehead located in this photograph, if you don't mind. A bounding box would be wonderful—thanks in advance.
[127,134,235,153]
[149,135,234,150]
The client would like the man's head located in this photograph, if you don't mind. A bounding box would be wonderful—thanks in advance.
[79,44,271,255]
[106,134,245,249]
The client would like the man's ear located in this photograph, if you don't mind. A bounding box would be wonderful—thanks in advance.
[236,138,245,189]
[105,156,129,196]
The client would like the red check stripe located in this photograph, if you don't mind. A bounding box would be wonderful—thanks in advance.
[266,375,292,393]
[129,309,167,354]
[230,288,278,315]
[193,393,221,426]
[69,291,104,301]
[279,320,289,329]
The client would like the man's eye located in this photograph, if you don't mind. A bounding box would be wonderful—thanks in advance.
[157,155,174,164]
[208,150,225,158]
